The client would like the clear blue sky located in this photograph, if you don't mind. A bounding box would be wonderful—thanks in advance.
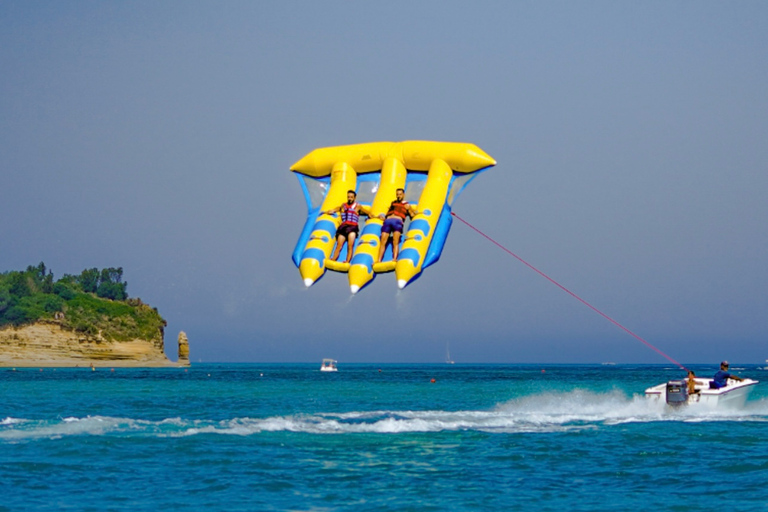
[2,1,766,364]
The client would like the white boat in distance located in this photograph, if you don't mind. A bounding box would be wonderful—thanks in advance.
[320,359,338,372]
[645,376,759,408]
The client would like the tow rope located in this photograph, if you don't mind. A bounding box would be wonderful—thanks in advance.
[452,211,687,371]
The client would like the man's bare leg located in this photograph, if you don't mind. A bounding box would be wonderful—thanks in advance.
[377,232,390,262]
[345,232,357,263]
[392,232,402,260]
[331,234,345,261]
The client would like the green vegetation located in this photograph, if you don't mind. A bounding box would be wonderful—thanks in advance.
[0,263,166,342]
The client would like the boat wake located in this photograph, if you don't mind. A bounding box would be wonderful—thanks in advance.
[3,390,767,441]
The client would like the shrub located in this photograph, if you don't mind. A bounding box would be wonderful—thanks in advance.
[0,264,164,343]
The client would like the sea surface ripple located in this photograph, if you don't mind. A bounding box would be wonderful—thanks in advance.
[2,363,767,511]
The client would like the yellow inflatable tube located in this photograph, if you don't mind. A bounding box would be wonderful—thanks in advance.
[298,162,357,287]
[347,157,407,293]
[395,159,452,289]
[291,141,495,176]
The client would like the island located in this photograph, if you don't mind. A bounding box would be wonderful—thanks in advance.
[0,263,189,367]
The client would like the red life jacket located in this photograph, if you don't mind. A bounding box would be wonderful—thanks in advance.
[340,202,360,226]
[387,200,410,220]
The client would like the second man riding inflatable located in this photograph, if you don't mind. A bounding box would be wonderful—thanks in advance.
[376,188,420,263]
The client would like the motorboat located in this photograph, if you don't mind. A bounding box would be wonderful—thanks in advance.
[320,359,338,372]
[645,376,759,408]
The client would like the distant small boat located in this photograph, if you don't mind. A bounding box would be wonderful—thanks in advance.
[320,359,338,372]
[445,343,454,364]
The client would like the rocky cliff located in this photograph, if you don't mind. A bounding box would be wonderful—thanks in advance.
[0,321,190,367]
[177,331,190,365]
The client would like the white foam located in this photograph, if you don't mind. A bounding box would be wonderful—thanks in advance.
[3,393,768,441]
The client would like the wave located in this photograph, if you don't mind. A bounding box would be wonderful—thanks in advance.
[3,391,768,441]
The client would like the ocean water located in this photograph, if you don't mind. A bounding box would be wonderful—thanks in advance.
[2,363,767,511]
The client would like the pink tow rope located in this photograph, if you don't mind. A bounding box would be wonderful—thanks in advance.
[452,211,687,371]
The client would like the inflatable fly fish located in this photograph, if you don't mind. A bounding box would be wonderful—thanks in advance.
[291,141,496,293]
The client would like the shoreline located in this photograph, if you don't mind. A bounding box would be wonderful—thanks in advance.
[0,358,185,368]
[1,322,189,368]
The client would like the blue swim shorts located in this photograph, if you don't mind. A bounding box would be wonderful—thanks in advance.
[381,218,404,234]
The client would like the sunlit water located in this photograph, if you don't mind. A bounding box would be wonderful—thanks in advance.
[2,364,767,511]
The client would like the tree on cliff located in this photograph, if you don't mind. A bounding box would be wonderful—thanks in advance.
[0,264,71,326]
[75,267,127,300]
[77,268,100,294]
[97,267,127,301]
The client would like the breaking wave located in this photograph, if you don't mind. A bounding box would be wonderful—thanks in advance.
[3,390,767,441]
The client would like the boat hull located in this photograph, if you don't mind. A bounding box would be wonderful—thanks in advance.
[645,378,758,408]
[320,358,338,372]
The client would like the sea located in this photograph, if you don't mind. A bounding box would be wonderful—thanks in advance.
[2,363,767,511]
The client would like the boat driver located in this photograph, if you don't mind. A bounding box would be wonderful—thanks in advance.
[710,361,744,389]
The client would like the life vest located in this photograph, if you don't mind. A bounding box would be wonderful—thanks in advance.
[387,200,410,220]
[340,202,360,225]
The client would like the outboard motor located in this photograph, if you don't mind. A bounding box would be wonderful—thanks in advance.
[665,380,689,406]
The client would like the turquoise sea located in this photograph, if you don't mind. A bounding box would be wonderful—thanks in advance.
[2,363,767,511]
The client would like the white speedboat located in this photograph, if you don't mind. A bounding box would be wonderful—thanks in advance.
[645,376,759,408]
[320,359,338,372]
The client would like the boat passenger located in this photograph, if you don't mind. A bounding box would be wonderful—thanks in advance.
[710,361,744,389]
[687,370,700,395]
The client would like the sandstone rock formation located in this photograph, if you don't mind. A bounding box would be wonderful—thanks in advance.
[177,331,190,366]
[0,321,186,367]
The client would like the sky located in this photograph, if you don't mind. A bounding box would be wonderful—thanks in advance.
[1,1,767,364]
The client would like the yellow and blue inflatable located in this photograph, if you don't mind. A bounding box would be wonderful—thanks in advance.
[291,141,495,293]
